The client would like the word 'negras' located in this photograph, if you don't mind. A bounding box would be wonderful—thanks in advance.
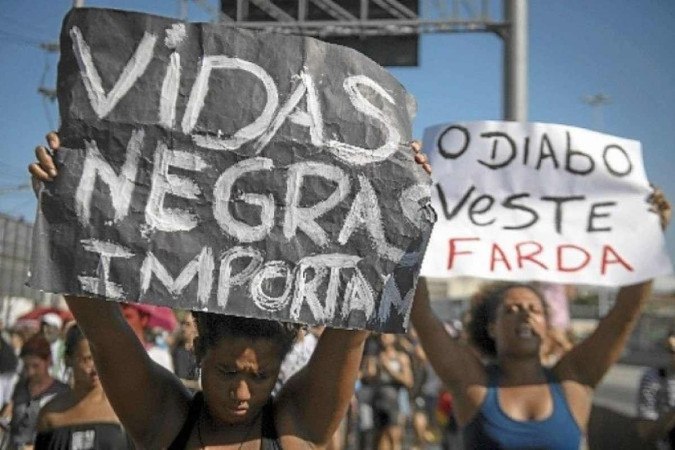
[75,130,421,261]
[72,130,424,323]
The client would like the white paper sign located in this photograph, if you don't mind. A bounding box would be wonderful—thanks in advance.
[420,121,673,286]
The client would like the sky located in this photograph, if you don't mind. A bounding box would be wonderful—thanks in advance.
[1,0,674,279]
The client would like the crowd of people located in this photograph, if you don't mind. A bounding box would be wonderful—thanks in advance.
[5,115,670,450]
[0,301,558,449]
[0,275,673,449]
[0,305,200,449]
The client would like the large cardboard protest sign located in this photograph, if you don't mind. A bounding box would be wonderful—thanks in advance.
[421,121,672,286]
[28,8,434,332]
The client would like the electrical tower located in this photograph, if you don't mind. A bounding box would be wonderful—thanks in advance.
[219,0,528,121]
[36,1,528,121]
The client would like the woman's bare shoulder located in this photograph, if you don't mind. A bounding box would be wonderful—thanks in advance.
[42,391,77,414]
[37,391,77,431]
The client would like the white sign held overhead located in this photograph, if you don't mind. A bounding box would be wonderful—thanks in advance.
[421,120,673,286]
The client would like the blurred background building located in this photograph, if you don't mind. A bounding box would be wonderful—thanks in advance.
[0,213,62,328]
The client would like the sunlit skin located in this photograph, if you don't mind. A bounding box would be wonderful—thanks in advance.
[491,287,548,360]
[199,337,283,427]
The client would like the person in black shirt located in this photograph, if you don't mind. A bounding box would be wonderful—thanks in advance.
[8,334,69,449]
[36,325,133,449]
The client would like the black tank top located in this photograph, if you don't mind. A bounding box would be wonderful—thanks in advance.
[167,392,281,450]
[34,422,134,449]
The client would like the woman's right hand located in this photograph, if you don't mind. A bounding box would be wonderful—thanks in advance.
[28,132,60,194]
[648,186,671,231]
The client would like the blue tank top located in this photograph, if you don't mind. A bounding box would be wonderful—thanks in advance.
[463,368,582,450]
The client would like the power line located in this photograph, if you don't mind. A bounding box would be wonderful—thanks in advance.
[0,29,43,48]
[0,184,30,196]
[0,12,55,36]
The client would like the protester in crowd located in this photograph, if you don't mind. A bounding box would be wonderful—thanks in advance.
[29,132,431,449]
[40,313,67,383]
[402,331,436,450]
[411,187,671,449]
[7,327,31,366]
[4,334,70,449]
[372,333,413,450]
[356,334,380,450]
[121,303,174,372]
[0,334,19,444]
[35,325,134,449]
[636,327,675,449]
[0,335,19,415]
[172,311,200,391]
[436,388,462,450]
[272,326,321,397]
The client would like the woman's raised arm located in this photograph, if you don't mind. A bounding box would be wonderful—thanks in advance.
[65,296,190,447]
[556,187,671,388]
[275,328,368,446]
[30,133,190,448]
[411,278,487,425]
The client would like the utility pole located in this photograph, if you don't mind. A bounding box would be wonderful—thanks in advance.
[503,0,528,122]
[178,0,189,20]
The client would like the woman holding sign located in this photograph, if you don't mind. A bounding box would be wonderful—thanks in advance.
[411,188,670,449]
[29,132,431,450]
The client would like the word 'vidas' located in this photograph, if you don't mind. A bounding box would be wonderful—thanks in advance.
[69,24,401,166]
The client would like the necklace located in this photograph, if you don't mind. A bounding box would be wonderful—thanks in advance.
[197,408,259,450]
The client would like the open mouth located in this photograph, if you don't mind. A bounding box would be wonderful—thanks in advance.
[516,324,535,339]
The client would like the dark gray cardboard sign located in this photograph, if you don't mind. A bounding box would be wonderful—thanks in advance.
[28,8,434,332]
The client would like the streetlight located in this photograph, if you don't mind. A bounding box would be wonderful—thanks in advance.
[582,93,611,131]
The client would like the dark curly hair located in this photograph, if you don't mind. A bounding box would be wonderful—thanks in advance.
[192,312,302,362]
[467,282,547,358]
